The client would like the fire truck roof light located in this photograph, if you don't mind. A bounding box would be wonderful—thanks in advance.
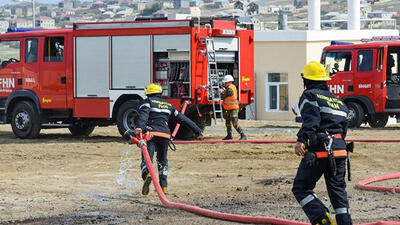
[7,28,43,33]
[331,41,353,46]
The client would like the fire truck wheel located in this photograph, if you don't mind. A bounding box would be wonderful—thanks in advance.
[68,125,95,137]
[11,101,41,139]
[117,100,140,137]
[347,102,364,128]
[368,114,389,128]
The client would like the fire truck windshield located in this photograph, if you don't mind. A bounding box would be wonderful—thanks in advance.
[0,40,20,67]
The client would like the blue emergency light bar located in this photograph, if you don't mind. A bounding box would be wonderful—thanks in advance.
[7,28,43,33]
[330,41,353,46]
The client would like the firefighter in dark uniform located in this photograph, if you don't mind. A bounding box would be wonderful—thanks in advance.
[292,61,353,225]
[220,75,247,140]
[135,83,204,195]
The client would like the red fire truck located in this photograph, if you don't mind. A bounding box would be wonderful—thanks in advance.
[322,38,400,128]
[0,19,254,138]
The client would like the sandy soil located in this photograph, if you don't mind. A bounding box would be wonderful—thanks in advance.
[0,121,399,225]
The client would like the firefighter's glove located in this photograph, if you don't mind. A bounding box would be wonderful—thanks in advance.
[304,151,318,168]
[196,133,204,140]
[346,142,354,153]
[123,129,135,142]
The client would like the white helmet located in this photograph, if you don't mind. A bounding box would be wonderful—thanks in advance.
[223,75,234,83]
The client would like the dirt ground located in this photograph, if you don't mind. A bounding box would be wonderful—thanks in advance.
[0,121,399,225]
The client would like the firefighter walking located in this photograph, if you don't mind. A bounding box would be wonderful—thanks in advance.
[135,83,204,195]
[220,75,246,140]
[292,62,353,225]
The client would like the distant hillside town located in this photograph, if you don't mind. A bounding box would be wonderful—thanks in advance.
[0,0,398,33]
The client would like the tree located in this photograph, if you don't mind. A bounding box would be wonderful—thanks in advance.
[142,2,162,16]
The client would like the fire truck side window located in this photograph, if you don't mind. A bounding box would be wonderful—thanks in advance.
[25,39,38,63]
[43,37,64,62]
[0,40,20,67]
[358,50,373,72]
[324,52,352,76]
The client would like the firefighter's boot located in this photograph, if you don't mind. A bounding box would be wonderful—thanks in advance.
[222,133,233,140]
[239,133,247,140]
[162,187,167,194]
[313,212,336,225]
[335,213,353,225]
[142,173,152,195]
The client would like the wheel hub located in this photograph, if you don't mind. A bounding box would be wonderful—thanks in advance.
[347,109,355,122]
[15,111,30,130]
[123,109,137,131]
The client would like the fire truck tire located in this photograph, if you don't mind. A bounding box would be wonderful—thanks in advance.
[10,101,41,139]
[368,114,389,128]
[117,100,140,136]
[347,102,364,128]
[68,125,95,137]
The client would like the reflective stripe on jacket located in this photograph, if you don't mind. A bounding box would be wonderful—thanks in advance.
[222,84,239,110]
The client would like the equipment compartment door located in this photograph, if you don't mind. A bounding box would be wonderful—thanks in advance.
[39,36,67,109]
[111,35,150,89]
[75,36,109,98]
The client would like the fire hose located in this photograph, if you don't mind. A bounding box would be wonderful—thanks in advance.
[356,172,400,193]
[130,135,400,225]
[174,139,400,144]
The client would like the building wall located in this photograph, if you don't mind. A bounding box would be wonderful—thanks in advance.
[255,41,307,121]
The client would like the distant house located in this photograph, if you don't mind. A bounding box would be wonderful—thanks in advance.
[132,2,146,11]
[9,19,33,28]
[294,0,307,8]
[368,10,393,19]
[234,0,246,10]
[0,21,9,34]
[282,5,294,13]
[247,1,269,15]
[59,0,74,10]
[190,0,203,7]
[174,0,190,9]
[11,4,32,17]
[35,16,55,29]
[91,1,105,9]
[153,9,169,18]
[360,4,372,16]
[215,0,229,8]
[268,5,280,13]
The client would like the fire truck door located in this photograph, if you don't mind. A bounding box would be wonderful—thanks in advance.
[39,36,67,109]
[355,49,380,101]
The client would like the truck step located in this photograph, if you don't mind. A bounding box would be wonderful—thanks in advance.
[41,123,73,128]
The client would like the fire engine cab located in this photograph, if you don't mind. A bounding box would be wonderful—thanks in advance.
[0,19,254,138]
[322,37,400,128]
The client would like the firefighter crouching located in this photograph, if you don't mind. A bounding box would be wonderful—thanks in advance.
[292,62,353,225]
[220,75,247,140]
[134,83,204,195]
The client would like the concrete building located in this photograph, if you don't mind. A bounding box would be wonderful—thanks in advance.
[35,16,55,29]
[0,21,9,34]
[9,19,33,28]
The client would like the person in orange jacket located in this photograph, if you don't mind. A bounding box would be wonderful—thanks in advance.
[220,75,246,140]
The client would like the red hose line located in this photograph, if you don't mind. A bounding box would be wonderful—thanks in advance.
[171,101,188,139]
[356,172,400,193]
[174,139,400,144]
[139,144,400,225]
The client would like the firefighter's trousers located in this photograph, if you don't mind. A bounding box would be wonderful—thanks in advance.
[140,136,169,188]
[292,157,353,225]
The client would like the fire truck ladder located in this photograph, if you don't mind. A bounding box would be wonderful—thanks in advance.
[205,38,224,124]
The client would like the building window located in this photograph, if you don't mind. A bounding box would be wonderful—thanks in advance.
[25,39,38,63]
[358,50,373,72]
[44,36,64,62]
[265,73,288,111]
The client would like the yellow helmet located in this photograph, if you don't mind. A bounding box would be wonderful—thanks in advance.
[145,83,162,95]
[302,61,331,81]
